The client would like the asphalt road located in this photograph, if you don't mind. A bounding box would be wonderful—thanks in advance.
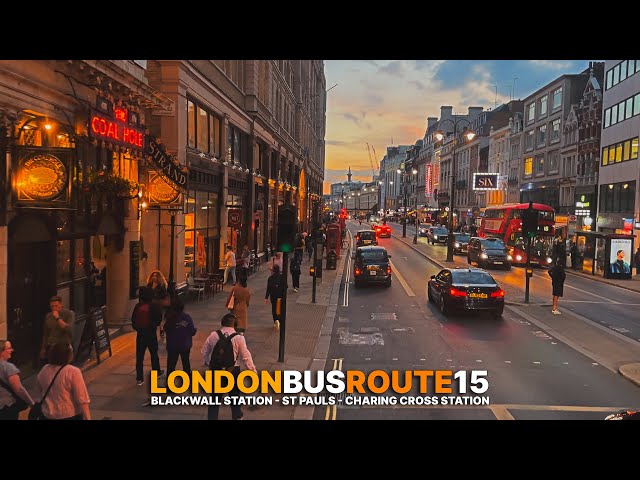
[316,221,640,420]
[389,221,640,343]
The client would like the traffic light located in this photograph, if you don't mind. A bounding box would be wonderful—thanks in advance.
[522,202,538,237]
[277,205,298,252]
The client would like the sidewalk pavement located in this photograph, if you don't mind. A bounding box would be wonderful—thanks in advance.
[381,221,640,390]
[20,249,346,420]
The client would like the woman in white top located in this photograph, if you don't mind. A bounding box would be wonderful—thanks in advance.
[37,342,91,420]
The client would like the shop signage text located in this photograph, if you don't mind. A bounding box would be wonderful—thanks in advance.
[145,137,188,193]
[91,112,144,149]
[473,173,499,191]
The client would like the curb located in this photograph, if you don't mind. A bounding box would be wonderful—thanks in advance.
[618,363,640,387]
[564,269,640,295]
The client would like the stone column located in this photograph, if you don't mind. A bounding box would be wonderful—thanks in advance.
[106,198,140,326]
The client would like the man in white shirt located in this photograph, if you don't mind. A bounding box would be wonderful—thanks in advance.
[223,246,236,285]
[201,313,257,420]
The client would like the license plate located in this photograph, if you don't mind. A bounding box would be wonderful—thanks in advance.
[469,293,488,299]
[369,271,376,276]
[493,261,503,264]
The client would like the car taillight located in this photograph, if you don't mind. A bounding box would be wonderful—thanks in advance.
[449,287,467,297]
[355,268,361,275]
[387,266,392,274]
[490,289,505,298]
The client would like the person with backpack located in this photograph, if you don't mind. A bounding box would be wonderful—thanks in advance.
[163,296,197,380]
[132,287,164,385]
[264,264,284,330]
[201,313,257,420]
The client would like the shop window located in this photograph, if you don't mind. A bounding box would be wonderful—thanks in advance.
[187,100,196,148]
[57,240,72,284]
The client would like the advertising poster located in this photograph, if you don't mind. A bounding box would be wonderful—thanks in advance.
[609,238,632,276]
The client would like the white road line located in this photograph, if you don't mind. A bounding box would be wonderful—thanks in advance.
[564,284,621,303]
[389,259,416,297]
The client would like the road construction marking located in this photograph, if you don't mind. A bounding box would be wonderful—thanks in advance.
[325,358,343,421]
[490,405,515,420]
[389,259,416,297]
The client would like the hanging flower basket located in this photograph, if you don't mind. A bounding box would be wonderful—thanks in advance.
[85,170,140,198]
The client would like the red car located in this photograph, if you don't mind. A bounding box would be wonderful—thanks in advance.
[374,224,391,238]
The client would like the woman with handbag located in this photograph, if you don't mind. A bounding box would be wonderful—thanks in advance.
[227,270,251,334]
[0,339,35,420]
[36,342,91,420]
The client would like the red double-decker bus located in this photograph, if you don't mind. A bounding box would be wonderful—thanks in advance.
[479,203,556,266]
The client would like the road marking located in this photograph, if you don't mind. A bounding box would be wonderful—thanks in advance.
[325,358,343,420]
[533,361,541,364]
[504,360,511,364]
[490,405,515,420]
[389,259,416,297]
[351,403,627,413]
[475,359,483,363]
[563,284,621,303]
[561,300,640,305]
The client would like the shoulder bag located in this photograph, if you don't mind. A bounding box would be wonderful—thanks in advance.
[29,365,65,421]
[0,377,30,413]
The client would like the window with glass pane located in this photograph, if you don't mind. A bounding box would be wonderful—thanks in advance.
[538,125,546,146]
[602,146,609,166]
[613,64,620,85]
[611,104,618,125]
[536,155,544,174]
[632,138,639,159]
[197,106,208,152]
[74,239,87,279]
[549,151,559,172]
[207,193,218,230]
[626,182,636,211]
[539,95,548,116]
[551,119,560,142]
[209,115,220,157]
[526,130,533,149]
[606,69,613,90]
[616,143,623,162]
[57,240,72,284]
[233,129,241,164]
[623,140,631,161]
[552,87,562,109]
[634,95,640,116]
[619,101,627,121]
[196,191,209,230]
[621,61,628,81]
[527,103,535,122]
[626,98,634,121]
[187,100,196,148]
[613,184,621,212]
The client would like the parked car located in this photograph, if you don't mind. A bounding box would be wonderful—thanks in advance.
[428,227,449,245]
[453,233,471,255]
[355,229,377,247]
[427,267,505,319]
[418,223,433,237]
[467,237,512,270]
[353,246,392,288]
[374,224,392,238]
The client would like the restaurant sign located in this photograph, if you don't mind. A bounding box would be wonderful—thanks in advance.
[144,135,188,193]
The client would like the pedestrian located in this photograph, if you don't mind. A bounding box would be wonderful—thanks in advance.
[223,245,237,286]
[635,247,640,276]
[554,236,567,268]
[40,295,74,365]
[146,270,170,306]
[131,287,164,385]
[36,342,91,420]
[0,339,35,420]
[238,245,251,278]
[305,233,313,262]
[570,240,578,270]
[270,251,283,273]
[548,260,566,315]
[290,256,301,292]
[163,296,197,379]
[201,313,257,420]
[227,270,251,334]
[264,264,284,330]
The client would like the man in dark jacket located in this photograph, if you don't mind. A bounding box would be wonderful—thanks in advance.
[264,265,284,330]
[132,287,164,385]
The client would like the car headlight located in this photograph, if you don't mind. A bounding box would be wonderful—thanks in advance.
[546,257,553,264]
[516,255,523,261]
[480,253,488,259]
[454,242,460,248]
[506,255,513,261]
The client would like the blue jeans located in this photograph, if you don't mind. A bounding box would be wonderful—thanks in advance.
[224,266,236,284]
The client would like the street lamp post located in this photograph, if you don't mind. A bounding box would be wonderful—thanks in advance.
[435,118,476,262]
[397,164,408,238]
[412,168,418,244]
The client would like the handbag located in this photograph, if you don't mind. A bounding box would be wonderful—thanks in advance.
[0,377,29,412]
[29,365,65,421]
[226,291,235,310]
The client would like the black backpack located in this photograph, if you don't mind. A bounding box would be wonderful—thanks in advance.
[209,330,238,370]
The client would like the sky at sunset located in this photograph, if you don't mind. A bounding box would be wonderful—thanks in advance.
[323,60,594,193]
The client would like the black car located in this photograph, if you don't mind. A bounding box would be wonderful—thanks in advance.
[355,230,377,247]
[427,267,505,318]
[353,246,392,288]
[453,233,471,255]
[418,223,433,237]
[467,237,512,270]
[428,227,449,245]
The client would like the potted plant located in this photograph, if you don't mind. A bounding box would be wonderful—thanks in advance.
[85,170,140,198]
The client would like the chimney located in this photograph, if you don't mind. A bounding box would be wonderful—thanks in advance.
[440,106,453,120]
[468,106,484,119]
[427,117,438,129]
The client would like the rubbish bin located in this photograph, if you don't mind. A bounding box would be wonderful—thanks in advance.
[326,249,337,270]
